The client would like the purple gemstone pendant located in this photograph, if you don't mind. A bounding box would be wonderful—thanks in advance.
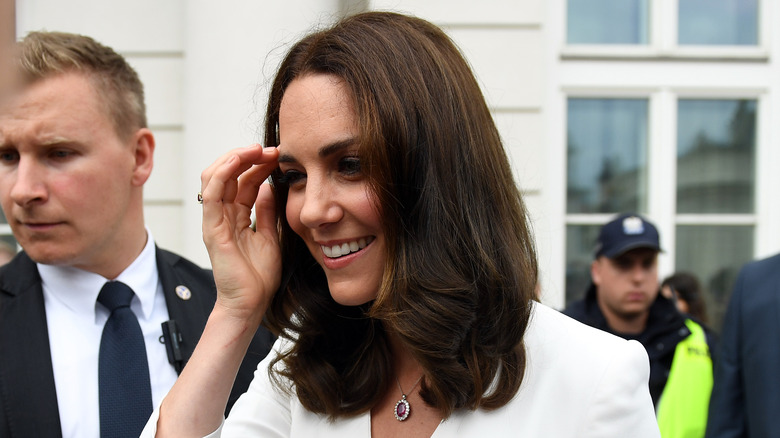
[394,395,411,421]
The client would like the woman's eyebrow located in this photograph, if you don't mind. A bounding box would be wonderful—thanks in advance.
[277,137,356,164]
[318,138,356,157]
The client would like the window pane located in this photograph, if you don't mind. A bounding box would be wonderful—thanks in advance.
[567,0,649,44]
[567,98,649,214]
[675,225,754,332]
[679,0,758,45]
[0,234,17,263]
[677,99,756,214]
[565,224,601,304]
[0,208,17,264]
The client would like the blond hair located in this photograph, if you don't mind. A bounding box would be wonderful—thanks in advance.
[17,31,146,139]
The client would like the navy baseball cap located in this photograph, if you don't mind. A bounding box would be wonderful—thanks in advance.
[593,213,661,259]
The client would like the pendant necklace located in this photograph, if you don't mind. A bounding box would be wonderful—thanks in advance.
[394,375,423,421]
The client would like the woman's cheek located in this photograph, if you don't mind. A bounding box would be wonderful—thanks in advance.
[285,193,304,235]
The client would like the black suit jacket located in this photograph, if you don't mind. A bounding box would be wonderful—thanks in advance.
[705,253,780,438]
[0,247,275,438]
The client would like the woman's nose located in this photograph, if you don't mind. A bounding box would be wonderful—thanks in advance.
[298,177,342,228]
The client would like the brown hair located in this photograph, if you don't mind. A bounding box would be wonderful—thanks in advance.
[661,272,709,324]
[16,31,146,139]
[264,11,537,419]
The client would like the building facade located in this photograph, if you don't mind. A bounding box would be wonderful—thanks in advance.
[5,0,778,330]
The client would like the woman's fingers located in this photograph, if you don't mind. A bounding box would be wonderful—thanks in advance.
[200,145,279,230]
[200,145,277,203]
[254,182,277,237]
[234,158,278,208]
[199,145,257,190]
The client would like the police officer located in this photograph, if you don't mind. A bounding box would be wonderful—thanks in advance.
[564,213,714,438]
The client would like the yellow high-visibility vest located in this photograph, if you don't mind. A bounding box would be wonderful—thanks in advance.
[657,319,713,438]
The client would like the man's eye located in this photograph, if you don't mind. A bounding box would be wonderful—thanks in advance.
[51,150,73,159]
[0,150,19,163]
[339,157,361,175]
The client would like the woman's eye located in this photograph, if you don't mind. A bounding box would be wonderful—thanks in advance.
[278,169,305,186]
[339,157,361,176]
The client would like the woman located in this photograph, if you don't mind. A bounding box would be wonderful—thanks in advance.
[149,11,659,437]
[660,272,710,324]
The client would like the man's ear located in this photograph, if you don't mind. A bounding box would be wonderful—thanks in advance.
[131,128,155,186]
[590,259,602,286]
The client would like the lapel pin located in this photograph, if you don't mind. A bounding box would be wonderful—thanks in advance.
[175,285,192,300]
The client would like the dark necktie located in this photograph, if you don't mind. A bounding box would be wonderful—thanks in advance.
[97,281,153,438]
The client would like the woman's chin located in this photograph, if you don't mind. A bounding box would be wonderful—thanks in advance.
[328,285,378,307]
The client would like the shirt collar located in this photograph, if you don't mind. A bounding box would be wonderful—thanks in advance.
[37,229,160,321]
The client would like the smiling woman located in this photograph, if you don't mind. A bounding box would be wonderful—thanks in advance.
[147,11,661,438]
[276,74,385,308]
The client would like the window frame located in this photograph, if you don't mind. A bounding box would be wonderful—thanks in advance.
[562,0,769,61]
[559,88,771,310]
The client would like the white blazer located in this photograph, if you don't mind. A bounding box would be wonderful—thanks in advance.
[145,302,660,437]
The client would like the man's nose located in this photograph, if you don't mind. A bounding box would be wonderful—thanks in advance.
[630,263,647,281]
[9,158,48,205]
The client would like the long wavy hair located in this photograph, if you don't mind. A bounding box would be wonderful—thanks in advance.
[263,11,538,419]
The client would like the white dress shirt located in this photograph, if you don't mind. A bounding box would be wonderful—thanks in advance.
[39,231,178,438]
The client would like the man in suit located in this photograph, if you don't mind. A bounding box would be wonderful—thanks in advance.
[0,31,274,438]
[705,253,780,438]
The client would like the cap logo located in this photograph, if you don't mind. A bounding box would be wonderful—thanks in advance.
[622,216,644,235]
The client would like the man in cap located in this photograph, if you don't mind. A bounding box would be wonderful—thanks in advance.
[564,213,714,438]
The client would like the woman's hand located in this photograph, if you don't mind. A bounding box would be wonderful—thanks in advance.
[199,144,281,324]
[154,144,282,437]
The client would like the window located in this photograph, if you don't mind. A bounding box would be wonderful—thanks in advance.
[563,95,759,331]
[567,0,649,44]
[676,99,756,214]
[564,0,764,58]
[0,208,18,264]
[678,0,758,45]
[565,97,649,302]
[566,98,649,214]
[672,98,757,329]
[675,225,753,330]
[565,224,601,303]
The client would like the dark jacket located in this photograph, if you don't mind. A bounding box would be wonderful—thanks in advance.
[564,283,717,406]
[0,248,275,438]
[705,253,780,438]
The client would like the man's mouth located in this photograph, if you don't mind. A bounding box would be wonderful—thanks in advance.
[322,236,374,259]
